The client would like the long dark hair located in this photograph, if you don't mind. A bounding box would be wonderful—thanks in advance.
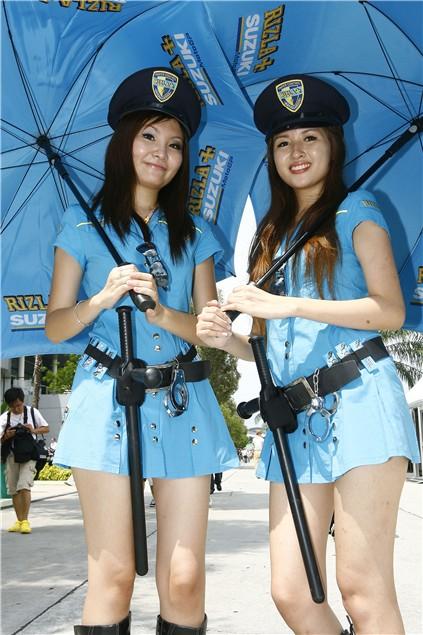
[249,126,347,334]
[92,111,195,260]
[250,126,347,292]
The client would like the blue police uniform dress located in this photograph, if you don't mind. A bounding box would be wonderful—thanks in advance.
[54,205,239,478]
[257,189,420,483]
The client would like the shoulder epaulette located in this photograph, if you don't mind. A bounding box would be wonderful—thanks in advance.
[360,199,379,209]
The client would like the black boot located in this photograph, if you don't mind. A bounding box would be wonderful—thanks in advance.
[74,613,130,634]
[340,615,355,635]
[156,614,207,634]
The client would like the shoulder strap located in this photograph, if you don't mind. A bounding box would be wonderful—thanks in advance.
[31,407,45,440]
[3,411,12,435]
[23,406,28,424]
[1,413,11,442]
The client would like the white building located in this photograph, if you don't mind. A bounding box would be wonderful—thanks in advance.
[407,378,423,481]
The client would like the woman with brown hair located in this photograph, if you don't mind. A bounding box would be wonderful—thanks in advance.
[46,67,238,635]
[197,74,419,634]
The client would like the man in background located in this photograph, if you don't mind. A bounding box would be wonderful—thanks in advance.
[0,387,49,533]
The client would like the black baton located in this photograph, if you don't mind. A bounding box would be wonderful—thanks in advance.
[116,306,148,576]
[248,335,325,603]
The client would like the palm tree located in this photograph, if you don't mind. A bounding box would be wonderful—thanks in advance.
[32,354,43,408]
[381,330,423,388]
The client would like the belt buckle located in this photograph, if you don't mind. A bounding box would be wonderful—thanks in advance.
[289,376,316,405]
[164,362,189,417]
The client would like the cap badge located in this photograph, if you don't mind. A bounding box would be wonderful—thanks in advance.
[151,70,179,103]
[275,79,304,112]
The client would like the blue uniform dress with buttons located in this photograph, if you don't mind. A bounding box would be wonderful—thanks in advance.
[257,189,420,484]
[53,205,239,478]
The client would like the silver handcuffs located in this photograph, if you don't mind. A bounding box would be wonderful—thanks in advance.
[304,369,339,443]
[163,362,189,417]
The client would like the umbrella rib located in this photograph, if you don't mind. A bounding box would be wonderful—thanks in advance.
[366,1,423,56]
[61,164,104,182]
[418,94,423,153]
[53,142,106,179]
[336,73,417,122]
[398,229,423,275]
[54,57,100,156]
[59,134,111,176]
[1,144,47,226]
[44,127,110,179]
[49,123,110,142]
[2,144,40,156]
[2,161,50,170]
[0,117,40,146]
[362,2,418,121]
[3,4,49,135]
[1,166,51,234]
[46,5,160,150]
[344,122,413,168]
[329,71,422,89]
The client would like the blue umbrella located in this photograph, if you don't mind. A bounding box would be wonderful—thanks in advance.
[1,0,264,358]
[0,0,269,576]
[206,0,423,330]
[1,1,422,362]
[4,0,419,588]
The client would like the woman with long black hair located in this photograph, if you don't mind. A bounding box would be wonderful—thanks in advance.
[197,74,419,635]
[46,67,238,635]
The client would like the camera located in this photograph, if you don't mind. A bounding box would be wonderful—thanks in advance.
[14,424,29,435]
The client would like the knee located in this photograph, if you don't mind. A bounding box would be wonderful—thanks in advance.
[337,569,384,624]
[271,580,310,626]
[168,562,203,606]
[90,557,135,604]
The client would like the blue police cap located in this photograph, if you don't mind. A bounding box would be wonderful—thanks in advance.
[108,67,201,139]
[254,74,350,141]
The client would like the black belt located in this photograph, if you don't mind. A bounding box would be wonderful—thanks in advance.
[84,343,210,389]
[283,336,389,413]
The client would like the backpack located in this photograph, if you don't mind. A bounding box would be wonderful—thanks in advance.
[0,420,13,463]
[10,407,39,464]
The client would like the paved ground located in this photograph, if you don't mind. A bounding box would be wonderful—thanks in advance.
[1,467,422,635]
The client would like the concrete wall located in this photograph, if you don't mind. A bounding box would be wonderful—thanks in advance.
[38,393,70,442]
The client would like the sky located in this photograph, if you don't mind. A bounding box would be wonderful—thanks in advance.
[217,197,261,424]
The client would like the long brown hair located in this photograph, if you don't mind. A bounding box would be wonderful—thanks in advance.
[249,126,347,334]
[92,111,195,260]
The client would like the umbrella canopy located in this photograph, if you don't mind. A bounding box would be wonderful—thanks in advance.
[206,0,422,330]
[1,0,264,357]
[1,1,422,359]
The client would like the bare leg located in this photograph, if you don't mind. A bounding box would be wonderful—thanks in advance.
[154,475,210,627]
[269,481,342,634]
[13,489,31,521]
[73,468,135,625]
[335,457,407,634]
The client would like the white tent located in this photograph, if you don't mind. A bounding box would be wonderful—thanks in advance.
[407,378,423,408]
